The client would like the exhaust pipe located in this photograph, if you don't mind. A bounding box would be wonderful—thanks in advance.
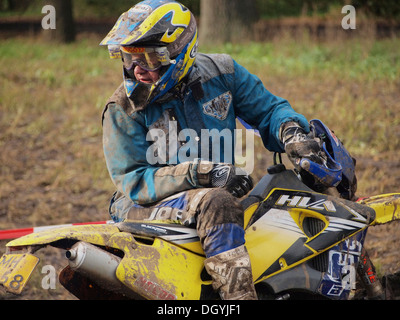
[66,241,124,293]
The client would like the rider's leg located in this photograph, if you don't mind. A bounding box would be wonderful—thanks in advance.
[192,188,257,300]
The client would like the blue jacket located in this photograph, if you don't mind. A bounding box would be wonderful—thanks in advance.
[102,53,309,205]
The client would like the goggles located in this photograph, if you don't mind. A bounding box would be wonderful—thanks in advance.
[120,46,173,72]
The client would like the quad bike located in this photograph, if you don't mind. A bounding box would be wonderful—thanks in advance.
[0,120,399,300]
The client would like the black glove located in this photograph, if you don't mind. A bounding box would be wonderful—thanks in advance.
[210,164,253,198]
[281,122,327,170]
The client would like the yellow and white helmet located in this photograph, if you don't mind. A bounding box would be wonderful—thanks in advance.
[100,0,198,106]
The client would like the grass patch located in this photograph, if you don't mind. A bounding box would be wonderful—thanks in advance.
[204,37,400,82]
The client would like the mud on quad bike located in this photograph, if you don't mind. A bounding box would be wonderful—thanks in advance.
[0,120,399,300]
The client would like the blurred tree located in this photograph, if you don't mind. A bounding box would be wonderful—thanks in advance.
[199,0,259,44]
[42,0,75,43]
[351,0,400,19]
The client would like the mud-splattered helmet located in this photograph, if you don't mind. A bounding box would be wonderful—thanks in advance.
[100,0,198,108]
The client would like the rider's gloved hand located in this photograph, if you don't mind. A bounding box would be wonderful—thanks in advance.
[196,160,253,198]
[210,164,253,198]
[280,121,327,170]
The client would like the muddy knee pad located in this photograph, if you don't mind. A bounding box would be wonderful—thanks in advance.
[194,188,245,257]
[196,188,245,229]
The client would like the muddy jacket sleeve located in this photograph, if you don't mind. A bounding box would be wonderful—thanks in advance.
[231,60,310,152]
[102,103,202,205]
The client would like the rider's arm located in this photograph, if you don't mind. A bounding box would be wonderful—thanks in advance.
[102,103,206,205]
[231,59,309,152]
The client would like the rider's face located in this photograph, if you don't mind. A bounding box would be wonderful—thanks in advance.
[133,65,160,84]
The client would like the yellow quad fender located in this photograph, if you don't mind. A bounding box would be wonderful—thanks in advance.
[6,223,121,249]
[4,222,208,300]
[0,224,120,295]
[357,193,400,225]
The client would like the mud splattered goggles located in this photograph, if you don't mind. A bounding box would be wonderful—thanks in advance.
[120,46,173,72]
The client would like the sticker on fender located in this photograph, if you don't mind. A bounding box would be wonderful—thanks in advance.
[0,253,39,294]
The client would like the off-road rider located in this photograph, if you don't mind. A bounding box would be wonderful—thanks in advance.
[100,0,323,300]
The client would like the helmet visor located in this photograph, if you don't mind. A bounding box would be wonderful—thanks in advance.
[121,47,170,72]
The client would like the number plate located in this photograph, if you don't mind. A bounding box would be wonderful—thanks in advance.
[0,253,39,294]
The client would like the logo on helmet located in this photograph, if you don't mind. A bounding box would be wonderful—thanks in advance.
[190,41,198,59]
